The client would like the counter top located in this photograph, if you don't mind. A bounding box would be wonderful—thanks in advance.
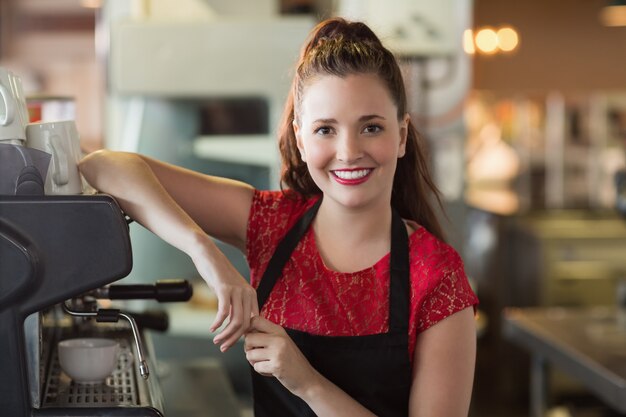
[503,307,626,416]
[160,358,241,417]
[165,303,217,337]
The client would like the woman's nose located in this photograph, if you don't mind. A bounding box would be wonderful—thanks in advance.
[336,133,363,163]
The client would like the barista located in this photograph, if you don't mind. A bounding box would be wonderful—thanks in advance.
[80,17,477,417]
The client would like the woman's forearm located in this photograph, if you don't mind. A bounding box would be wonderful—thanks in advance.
[80,150,208,256]
[80,150,258,350]
[79,150,235,287]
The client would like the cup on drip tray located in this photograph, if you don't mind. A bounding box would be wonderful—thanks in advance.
[57,338,133,384]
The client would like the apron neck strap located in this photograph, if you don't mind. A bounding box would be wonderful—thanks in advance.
[256,197,322,309]
[389,208,409,334]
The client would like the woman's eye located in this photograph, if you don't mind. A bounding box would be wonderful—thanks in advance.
[363,124,383,134]
[314,126,333,136]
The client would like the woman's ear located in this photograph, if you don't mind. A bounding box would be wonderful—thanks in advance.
[398,113,410,158]
[293,120,306,162]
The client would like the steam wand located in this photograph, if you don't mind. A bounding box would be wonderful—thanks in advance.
[62,302,150,379]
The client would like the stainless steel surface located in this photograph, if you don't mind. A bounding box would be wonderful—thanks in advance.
[37,326,166,416]
[24,312,41,408]
[503,307,626,416]
[0,194,160,416]
[63,302,150,379]
[119,311,150,379]
[160,358,241,417]
[43,337,138,407]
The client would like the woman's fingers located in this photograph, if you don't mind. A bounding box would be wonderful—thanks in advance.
[214,290,244,350]
[249,315,281,333]
[244,331,271,351]
[251,290,260,317]
[252,361,273,377]
[245,331,294,381]
[242,294,252,336]
[244,319,317,396]
[249,353,273,377]
[191,238,258,351]
[213,285,258,352]
[211,282,258,351]
[245,344,268,361]
[244,337,273,376]
[209,288,231,333]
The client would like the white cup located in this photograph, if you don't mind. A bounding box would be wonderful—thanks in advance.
[25,120,83,195]
[0,67,29,144]
[58,338,133,384]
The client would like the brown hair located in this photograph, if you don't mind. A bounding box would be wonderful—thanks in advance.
[278,17,446,241]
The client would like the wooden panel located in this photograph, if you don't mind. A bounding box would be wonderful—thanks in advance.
[473,0,626,92]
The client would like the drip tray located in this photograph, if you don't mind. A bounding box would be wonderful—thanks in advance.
[43,338,138,407]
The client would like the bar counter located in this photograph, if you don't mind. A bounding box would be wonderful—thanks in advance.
[503,307,626,417]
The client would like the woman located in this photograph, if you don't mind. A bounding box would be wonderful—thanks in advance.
[80,17,477,417]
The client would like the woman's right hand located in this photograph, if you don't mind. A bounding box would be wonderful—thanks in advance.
[190,237,259,352]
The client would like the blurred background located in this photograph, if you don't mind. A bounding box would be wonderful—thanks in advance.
[2,0,626,416]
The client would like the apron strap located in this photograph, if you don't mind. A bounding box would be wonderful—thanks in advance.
[256,197,322,309]
[389,208,409,334]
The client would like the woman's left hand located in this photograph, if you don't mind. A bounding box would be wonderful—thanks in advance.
[244,316,319,397]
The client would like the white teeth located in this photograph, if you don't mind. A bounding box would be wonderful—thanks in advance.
[333,169,371,180]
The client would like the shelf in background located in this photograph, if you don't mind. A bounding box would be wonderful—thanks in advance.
[193,134,279,168]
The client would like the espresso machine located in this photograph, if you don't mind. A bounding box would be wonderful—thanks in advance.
[0,192,193,417]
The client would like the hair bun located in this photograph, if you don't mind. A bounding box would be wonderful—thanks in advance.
[302,18,382,57]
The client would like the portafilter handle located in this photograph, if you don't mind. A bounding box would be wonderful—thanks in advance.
[92,279,193,302]
[62,303,150,379]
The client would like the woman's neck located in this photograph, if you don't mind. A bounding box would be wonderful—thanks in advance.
[316,199,391,240]
[312,198,393,272]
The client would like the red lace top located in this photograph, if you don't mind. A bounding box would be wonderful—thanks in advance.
[246,190,478,359]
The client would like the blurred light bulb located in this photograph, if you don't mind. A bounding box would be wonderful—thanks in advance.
[497,27,519,52]
[80,0,102,8]
[600,5,626,26]
[475,28,499,54]
[463,29,476,54]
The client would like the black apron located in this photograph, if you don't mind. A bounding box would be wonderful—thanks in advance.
[251,198,412,417]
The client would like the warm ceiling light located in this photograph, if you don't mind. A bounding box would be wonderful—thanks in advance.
[497,27,519,52]
[80,0,102,8]
[463,29,476,54]
[600,1,626,26]
[475,28,499,54]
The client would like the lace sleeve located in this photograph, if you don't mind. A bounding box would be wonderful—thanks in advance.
[416,254,478,332]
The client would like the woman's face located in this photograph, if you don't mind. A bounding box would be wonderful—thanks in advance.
[293,73,409,211]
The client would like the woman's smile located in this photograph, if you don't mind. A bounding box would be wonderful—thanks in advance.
[331,168,373,185]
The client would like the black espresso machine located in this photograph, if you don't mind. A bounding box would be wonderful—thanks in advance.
[0,191,193,416]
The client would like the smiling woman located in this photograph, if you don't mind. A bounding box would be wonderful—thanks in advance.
[292,73,408,213]
[79,16,478,417]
